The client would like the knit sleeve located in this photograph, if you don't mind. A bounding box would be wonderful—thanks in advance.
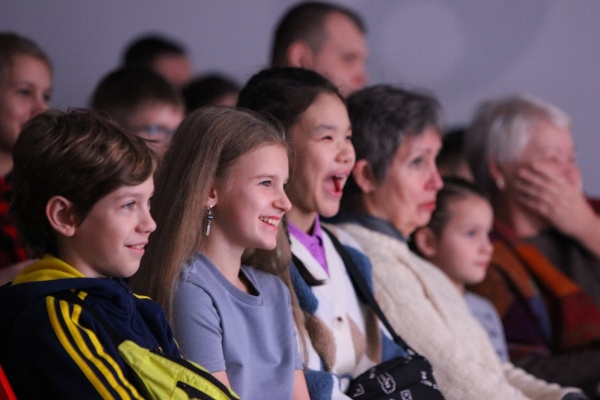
[503,363,584,400]
[348,226,575,400]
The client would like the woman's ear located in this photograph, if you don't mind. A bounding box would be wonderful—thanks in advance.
[352,159,376,194]
[488,161,506,190]
[413,227,438,258]
[46,196,78,237]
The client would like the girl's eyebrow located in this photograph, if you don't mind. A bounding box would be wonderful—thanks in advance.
[314,123,351,132]
[252,173,288,180]
[13,79,37,86]
[314,124,336,132]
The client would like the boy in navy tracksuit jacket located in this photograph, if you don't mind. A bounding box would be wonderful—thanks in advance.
[0,109,180,399]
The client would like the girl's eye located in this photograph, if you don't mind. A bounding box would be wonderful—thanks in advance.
[321,135,333,141]
[410,157,424,167]
[466,230,476,237]
[345,135,352,141]
[17,88,31,97]
[260,181,272,187]
[123,201,135,210]
[43,93,52,102]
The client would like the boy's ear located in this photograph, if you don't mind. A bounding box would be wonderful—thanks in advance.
[46,196,78,237]
[286,41,315,69]
[413,227,438,258]
[352,159,376,194]
[205,179,218,208]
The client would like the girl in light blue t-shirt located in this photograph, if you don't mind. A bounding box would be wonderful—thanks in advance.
[131,107,310,400]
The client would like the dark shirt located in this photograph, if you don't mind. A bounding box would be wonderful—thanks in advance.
[0,173,27,267]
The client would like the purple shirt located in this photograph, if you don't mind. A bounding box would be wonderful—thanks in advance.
[288,216,329,275]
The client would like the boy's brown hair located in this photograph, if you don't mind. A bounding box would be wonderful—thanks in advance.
[10,108,156,258]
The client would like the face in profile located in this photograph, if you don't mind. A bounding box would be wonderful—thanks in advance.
[497,119,577,201]
[422,195,494,290]
[0,54,52,155]
[62,176,156,278]
[210,144,292,253]
[286,92,355,230]
[365,127,443,237]
[310,12,368,97]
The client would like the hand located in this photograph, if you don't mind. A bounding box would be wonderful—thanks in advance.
[514,160,595,238]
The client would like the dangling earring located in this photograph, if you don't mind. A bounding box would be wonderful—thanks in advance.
[205,205,214,237]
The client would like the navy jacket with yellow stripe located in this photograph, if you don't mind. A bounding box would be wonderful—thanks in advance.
[0,255,181,399]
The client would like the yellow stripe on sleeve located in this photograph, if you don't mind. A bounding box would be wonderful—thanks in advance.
[46,296,144,400]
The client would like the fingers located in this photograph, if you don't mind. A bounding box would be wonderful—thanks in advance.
[515,166,561,204]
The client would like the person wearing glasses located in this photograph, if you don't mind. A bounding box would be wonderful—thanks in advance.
[91,67,184,158]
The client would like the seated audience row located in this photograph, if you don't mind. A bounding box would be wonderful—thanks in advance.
[2,9,600,398]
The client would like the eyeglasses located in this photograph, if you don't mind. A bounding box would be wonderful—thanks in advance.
[131,125,176,137]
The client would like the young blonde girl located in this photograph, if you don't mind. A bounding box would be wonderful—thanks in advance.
[131,107,310,400]
[0,32,52,277]
[412,176,509,362]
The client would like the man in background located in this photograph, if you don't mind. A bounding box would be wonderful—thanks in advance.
[271,1,368,97]
[123,34,193,89]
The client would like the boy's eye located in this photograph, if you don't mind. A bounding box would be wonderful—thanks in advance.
[123,201,135,210]
[17,88,31,97]
[260,181,272,187]
[43,92,52,102]
[466,230,476,237]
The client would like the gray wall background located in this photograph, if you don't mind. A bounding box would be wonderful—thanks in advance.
[3,0,600,195]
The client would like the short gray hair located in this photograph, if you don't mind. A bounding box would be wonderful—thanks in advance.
[465,93,571,192]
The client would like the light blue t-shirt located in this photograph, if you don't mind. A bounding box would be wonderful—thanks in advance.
[465,290,509,362]
[172,253,302,400]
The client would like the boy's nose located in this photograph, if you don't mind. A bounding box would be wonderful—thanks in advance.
[140,209,157,233]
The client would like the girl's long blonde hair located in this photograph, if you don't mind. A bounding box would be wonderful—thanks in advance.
[130,106,286,321]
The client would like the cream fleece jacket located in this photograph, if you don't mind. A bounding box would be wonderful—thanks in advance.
[337,222,580,400]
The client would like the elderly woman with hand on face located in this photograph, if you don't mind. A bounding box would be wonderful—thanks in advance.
[465,94,600,398]
[335,85,586,400]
